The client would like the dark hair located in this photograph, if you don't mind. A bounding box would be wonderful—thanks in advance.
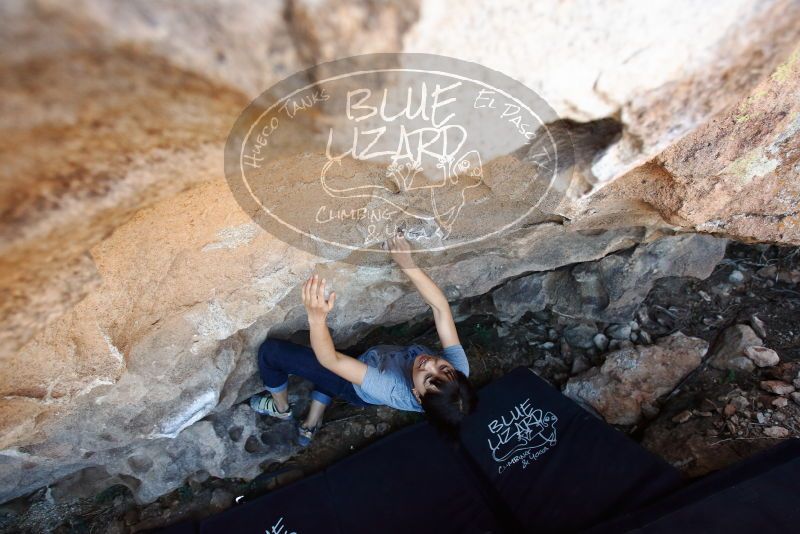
[420,370,477,438]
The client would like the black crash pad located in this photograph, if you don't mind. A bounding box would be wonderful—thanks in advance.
[160,367,687,534]
[197,424,503,534]
[585,438,800,533]
[457,367,684,533]
[199,473,339,534]
[327,423,504,534]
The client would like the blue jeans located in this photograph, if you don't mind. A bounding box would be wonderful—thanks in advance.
[257,338,370,407]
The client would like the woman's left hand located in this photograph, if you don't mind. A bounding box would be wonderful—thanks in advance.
[302,274,336,325]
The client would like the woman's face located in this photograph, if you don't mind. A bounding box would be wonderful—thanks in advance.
[411,353,456,402]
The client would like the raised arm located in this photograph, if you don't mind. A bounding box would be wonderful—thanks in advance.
[387,232,461,348]
[302,274,368,385]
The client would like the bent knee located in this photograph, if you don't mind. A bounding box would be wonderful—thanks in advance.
[258,338,286,364]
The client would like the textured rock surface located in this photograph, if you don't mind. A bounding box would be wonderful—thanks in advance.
[589,44,800,243]
[1,0,799,507]
[405,0,800,184]
[0,182,654,503]
[492,234,727,323]
[564,332,708,425]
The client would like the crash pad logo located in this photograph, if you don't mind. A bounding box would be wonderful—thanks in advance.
[267,516,295,534]
[225,53,571,265]
[487,397,557,474]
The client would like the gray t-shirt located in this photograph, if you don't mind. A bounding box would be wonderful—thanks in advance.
[352,343,469,412]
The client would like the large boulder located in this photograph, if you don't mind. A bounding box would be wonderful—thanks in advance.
[564,332,709,425]
[0,0,299,365]
[0,173,657,503]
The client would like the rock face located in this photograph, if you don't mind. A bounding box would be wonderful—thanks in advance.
[589,43,800,243]
[0,0,799,507]
[564,332,709,425]
[404,0,800,184]
[492,234,727,323]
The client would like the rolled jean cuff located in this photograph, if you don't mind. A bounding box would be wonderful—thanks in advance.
[310,390,332,406]
[265,381,288,394]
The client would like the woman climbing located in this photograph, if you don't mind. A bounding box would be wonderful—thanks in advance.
[249,230,477,446]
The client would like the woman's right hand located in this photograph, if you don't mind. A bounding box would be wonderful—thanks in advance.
[387,230,417,270]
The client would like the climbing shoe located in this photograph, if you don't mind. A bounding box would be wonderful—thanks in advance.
[249,393,293,420]
[297,423,319,447]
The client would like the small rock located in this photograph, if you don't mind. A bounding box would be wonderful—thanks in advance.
[608,339,621,351]
[571,355,591,375]
[756,265,777,279]
[776,270,800,284]
[712,283,732,297]
[636,308,650,326]
[772,397,789,408]
[630,332,639,342]
[629,320,640,332]
[672,410,693,424]
[123,508,140,526]
[641,403,660,419]
[275,468,303,487]
[730,395,749,410]
[728,270,745,284]
[723,403,736,417]
[363,424,376,438]
[756,412,768,424]
[698,290,712,302]
[749,314,767,338]
[763,426,790,439]
[709,324,762,372]
[791,392,800,406]
[638,330,652,345]
[729,357,757,371]
[210,489,234,510]
[593,333,609,352]
[794,378,800,390]
[547,328,559,341]
[376,422,390,434]
[760,380,795,396]
[606,324,633,340]
[244,435,263,453]
[541,341,555,350]
[694,410,713,417]
[619,340,634,350]
[744,346,780,367]
[564,324,597,349]
[560,338,573,359]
